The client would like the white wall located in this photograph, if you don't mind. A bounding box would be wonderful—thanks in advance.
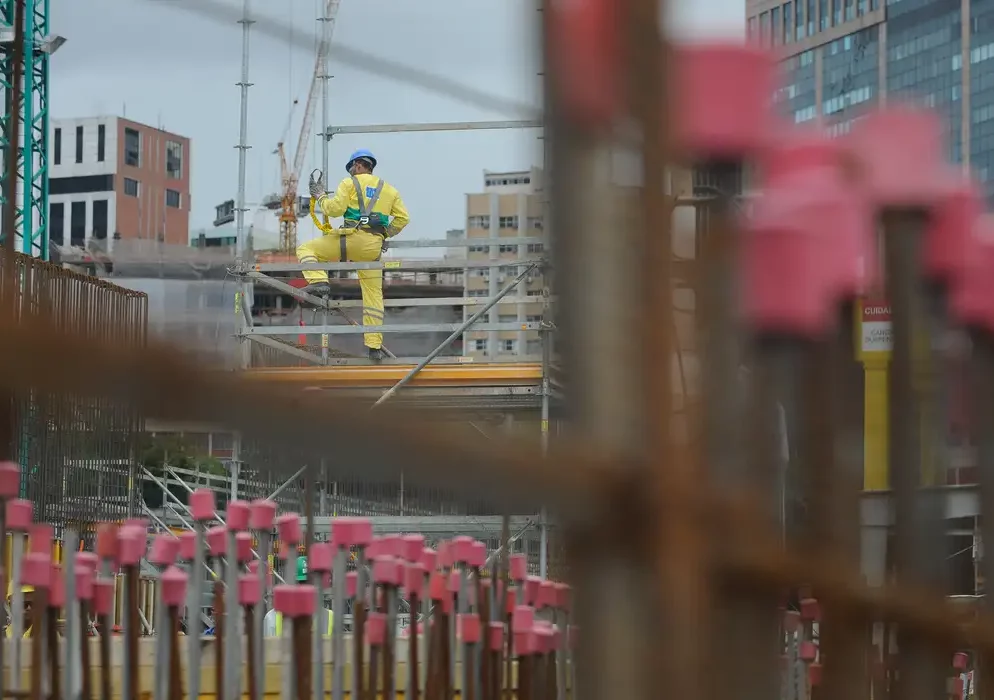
[50,116,117,177]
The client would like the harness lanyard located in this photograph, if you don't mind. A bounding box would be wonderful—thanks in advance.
[341,175,387,262]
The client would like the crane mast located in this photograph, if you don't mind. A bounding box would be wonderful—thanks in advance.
[277,0,342,254]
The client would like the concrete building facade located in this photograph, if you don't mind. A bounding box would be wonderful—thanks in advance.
[745,0,994,197]
[49,116,191,250]
[463,168,547,360]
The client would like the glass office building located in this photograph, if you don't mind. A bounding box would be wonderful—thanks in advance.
[747,0,994,200]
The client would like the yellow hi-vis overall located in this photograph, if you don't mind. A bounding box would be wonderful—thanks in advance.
[297,173,410,350]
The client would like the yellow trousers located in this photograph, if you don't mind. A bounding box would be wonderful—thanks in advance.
[296,229,385,349]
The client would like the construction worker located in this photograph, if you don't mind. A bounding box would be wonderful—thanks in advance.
[299,149,410,362]
[4,582,34,637]
[263,553,334,637]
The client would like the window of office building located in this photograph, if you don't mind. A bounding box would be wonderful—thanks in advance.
[527,243,545,253]
[468,289,488,297]
[92,200,108,240]
[49,202,64,245]
[807,0,815,36]
[70,201,85,246]
[857,0,866,15]
[124,178,139,197]
[776,50,817,125]
[832,0,842,25]
[498,314,517,323]
[795,0,805,40]
[501,339,516,354]
[467,215,490,229]
[971,0,994,198]
[498,216,518,229]
[53,128,61,165]
[75,126,83,164]
[784,2,793,43]
[97,124,105,162]
[771,6,781,44]
[760,11,769,44]
[526,216,543,229]
[166,189,181,208]
[166,140,183,179]
[844,0,854,21]
[748,16,757,39]
[499,244,517,254]
[820,0,828,30]
[823,27,879,136]
[124,127,140,167]
[473,339,487,352]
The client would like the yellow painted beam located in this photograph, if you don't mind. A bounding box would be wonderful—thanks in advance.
[242,363,542,388]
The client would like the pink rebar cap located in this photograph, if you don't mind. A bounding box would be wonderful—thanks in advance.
[671,43,777,160]
[6,499,32,532]
[206,525,227,557]
[400,534,425,562]
[75,566,94,600]
[118,526,147,566]
[273,584,315,617]
[190,489,216,522]
[75,552,98,571]
[372,556,403,587]
[96,523,119,560]
[345,571,358,599]
[238,574,261,606]
[420,548,437,572]
[226,500,251,532]
[459,613,481,643]
[178,531,197,561]
[0,461,20,498]
[93,579,115,616]
[488,621,504,651]
[161,566,188,608]
[29,524,52,555]
[148,533,180,567]
[365,612,387,646]
[331,517,373,549]
[276,514,302,550]
[404,562,426,599]
[235,532,253,563]
[249,499,278,530]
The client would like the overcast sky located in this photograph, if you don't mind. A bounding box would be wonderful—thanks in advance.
[52,0,745,242]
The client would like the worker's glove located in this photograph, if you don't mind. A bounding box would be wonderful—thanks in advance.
[308,169,325,199]
[380,236,390,255]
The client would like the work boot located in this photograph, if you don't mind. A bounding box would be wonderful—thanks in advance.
[301,281,331,297]
[367,347,386,363]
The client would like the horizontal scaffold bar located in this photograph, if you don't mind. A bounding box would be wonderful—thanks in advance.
[386,236,548,248]
[242,363,543,388]
[243,322,543,335]
[247,257,545,272]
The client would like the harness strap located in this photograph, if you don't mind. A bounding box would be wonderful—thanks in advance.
[340,235,348,263]
[350,175,385,218]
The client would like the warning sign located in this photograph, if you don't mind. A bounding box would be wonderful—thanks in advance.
[861,302,892,354]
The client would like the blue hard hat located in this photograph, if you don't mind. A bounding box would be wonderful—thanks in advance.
[346,149,377,172]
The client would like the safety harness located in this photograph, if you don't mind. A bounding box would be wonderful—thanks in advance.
[339,175,387,262]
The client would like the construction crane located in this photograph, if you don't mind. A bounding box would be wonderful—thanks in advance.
[275,0,342,254]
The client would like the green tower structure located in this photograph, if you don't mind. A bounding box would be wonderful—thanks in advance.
[0,0,51,260]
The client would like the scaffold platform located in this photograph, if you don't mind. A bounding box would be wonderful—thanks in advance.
[242,362,542,389]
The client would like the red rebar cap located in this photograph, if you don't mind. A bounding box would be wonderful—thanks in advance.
[178,531,196,561]
[535,624,555,655]
[49,565,65,608]
[847,105,947,208]
[161,566,188,608]
[923,172,983,283]
[365,611,387,646]
[458,613,481,643]
[400,534,425,562]
[29,524,52,555]
[273,584,315,617]
[505,586,518,613]
[420,547,437,572]
[448,536,474,565]
[118,526,147,565]
[6,499,32,532]
[554,582,571,612]
[0,461,20,498]
[189,489,216,522]
[809,663,823,687]
[799,640,818,661]
[671,42,777,161]
[238,574,261,606]
[799,597,821,622]
[226,500,251,532]
[509,553,527,582]
[331,516,373,549]
[953,652,969,670]
[235,532,253,563]
[524,576,542,606]
[276,514,302,548]
[93,578,115,616]
[148,533,179,567]
[514,627,537,656]
[372,556,403,587]
[512,605,535,633]
[951,217,994,330]
[96,523,119,560]
[381,535,405,558]
[309,542,333,573]
[75,552,98,571]
[249,499,278,531]
[447,570,462,595]
[74,565,94,601]
[468,541,486,569]
[206,525,227,557]
[345,571,358,599]
[537,580,557,609]
[549,0,623,130]
[404,562,426,599]
[488,621,504,651]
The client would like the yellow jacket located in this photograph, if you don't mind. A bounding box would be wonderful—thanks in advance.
[316,173,409,238]
[5,625,31,638]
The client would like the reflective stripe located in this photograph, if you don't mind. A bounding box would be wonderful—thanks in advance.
[362,307,385,319]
